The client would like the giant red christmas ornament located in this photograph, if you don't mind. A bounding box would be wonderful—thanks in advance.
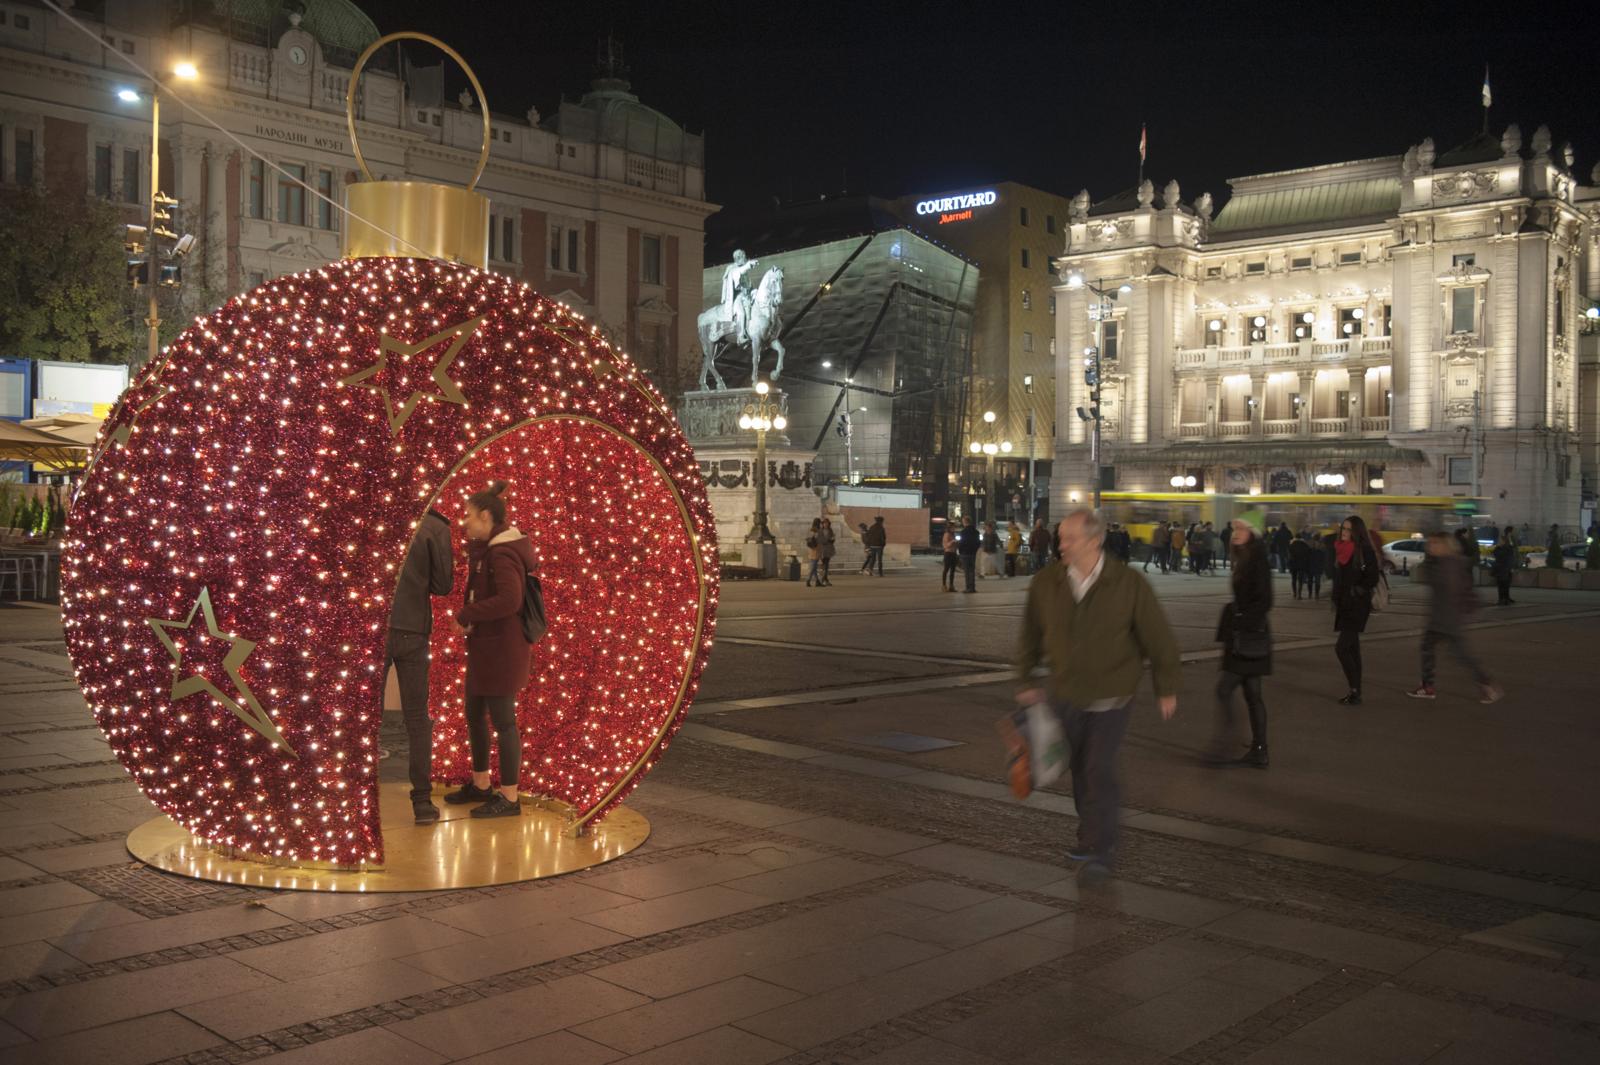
[61,36,717,868]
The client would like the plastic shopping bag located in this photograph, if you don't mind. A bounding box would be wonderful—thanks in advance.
[998,700,1066,799]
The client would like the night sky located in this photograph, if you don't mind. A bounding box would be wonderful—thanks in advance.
[375,0,1600,216]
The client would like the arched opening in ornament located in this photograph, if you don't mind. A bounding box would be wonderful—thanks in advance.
[425,417,703,816]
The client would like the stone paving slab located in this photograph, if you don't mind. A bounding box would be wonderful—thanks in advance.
[0,1011,223,1065]
[2,954,276,1038]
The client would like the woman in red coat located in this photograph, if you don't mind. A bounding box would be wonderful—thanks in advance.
[446,481,535,818]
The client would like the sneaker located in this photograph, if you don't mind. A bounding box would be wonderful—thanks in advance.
[1066,848,1101,862]
[1479,684,1504,705]
[1405,686,1437,700]
[443,781,495,805]
[1078,860,1113,886]
[412,800,440,825]
[470,792,523,818]
[1337,691,1362,706]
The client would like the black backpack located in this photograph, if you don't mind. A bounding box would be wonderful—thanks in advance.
[520,564,548,643]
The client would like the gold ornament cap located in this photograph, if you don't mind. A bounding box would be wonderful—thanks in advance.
[340,33,491,267]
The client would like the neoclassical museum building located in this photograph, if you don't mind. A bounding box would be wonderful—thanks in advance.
[1053,126,1598,531]
[0,0,712,387]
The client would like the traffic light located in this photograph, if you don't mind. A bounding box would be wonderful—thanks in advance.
[126,201,194,288]
[125,223,149,286]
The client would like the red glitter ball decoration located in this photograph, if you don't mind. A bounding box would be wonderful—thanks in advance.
[61,258,719,865]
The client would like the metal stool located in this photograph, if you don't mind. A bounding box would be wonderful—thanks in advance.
[0,557,39,601]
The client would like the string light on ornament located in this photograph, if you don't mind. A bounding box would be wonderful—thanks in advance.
[61,33,717,866]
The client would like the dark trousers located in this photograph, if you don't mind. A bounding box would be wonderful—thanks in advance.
[1057,701,1131,861]
[1335,630,1362,692]
[961,554,976,591]
[1216,670,1267,748]
[1421,629,1490,687]
[942,551,959,587]
[1495,576,1512,604]
[384,630,433,801]
[1032,549,1047,573]
[465,694,520,788]
[1004,553,1018,577]
[861,546,882,574]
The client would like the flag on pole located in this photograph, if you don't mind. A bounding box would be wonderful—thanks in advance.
[1481,65,1491,109]
[1139,123,1148,164]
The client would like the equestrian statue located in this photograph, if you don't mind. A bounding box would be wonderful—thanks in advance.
[697,249,786,390]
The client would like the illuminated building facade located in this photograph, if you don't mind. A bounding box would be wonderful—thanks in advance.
[0,0,711,387]
[1054,132,1599,530]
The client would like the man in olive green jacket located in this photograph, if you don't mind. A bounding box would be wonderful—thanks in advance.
[1016,508,1181,875]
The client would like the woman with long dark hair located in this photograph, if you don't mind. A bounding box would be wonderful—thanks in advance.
[1330,513,1381,705]
[1209,510,1272,766]
[446,481,534,818]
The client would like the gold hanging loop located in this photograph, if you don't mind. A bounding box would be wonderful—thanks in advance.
[345,31,492,191]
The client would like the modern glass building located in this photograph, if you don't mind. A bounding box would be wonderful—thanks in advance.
[703,197,978,524]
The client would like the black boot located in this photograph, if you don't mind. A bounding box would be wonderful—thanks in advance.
[1236,744,1269,768]
[1337,690,1362,705]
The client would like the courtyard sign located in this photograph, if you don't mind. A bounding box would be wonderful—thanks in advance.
[914,189,997,219]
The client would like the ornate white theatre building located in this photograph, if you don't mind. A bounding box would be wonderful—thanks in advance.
[1053,127,1598,530]
[0,0,710,384]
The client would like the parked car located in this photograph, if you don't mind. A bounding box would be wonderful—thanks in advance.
[1380,537,1427,573]
[1525,544,1588,570]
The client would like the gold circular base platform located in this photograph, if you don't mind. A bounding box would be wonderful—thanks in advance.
[126,783,650,891]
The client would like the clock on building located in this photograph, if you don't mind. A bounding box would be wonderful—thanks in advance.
[288,44,307,66]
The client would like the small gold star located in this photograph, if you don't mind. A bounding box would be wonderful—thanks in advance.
[340,315,486,434]
[147,587,295,755]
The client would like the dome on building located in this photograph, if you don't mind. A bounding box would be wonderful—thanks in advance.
[545,36,702,167]
[206,0,380,60]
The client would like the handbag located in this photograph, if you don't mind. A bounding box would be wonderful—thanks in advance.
[519,564,548,643]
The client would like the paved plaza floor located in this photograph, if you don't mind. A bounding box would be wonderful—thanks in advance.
[0,562,1598,1064]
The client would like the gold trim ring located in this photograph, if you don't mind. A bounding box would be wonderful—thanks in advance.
[345,32,492,191]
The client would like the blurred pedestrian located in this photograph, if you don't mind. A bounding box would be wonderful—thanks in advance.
[1208,509,1272,767]
[805,517,823,587]
[1272,522,1293,573]
[1330,514,1381,705]
[1015,509,1180,879]
[860,515,887,576]
[1406,531,1502,704]
[1546,524,1564,569]
[1303,530,1325,600]
[1144,521,1165,572]
[1288,530,1308,599]
[1030,517,1051,574]
[386,506,453,824]
[980,520,1001,578]
[1169,522,1186,574]
[447,481,533,819]
[1005,520,1022,577]
[1490,526,1516,605]
[941,523,959,592]
[818,517,836,585]
[956,514,981,592]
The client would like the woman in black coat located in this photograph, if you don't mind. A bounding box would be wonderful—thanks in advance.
[1330,513,1381,704]
[1210,512,1273,767]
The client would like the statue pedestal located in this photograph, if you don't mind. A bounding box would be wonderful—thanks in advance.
[681,390,819,566]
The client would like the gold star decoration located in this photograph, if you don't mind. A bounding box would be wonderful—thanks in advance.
[339,315,486,434]
[147,587,296,756]
[108,383,174,449]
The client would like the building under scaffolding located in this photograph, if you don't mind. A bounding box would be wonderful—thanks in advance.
[703,197,977,527]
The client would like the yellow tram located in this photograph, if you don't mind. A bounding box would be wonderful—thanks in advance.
[1098,493,1489,548]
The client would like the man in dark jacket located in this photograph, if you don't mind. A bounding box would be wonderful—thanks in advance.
[955,514,982,592]
[1272,522,1293,573]
[1406,532,1501,703]
[1015,509,1181,879]
[387,509,454,823]
[1490,527,1517,606]
[861,515,887,576]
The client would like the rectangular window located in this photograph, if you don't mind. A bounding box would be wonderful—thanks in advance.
[94,145,112,198]
[248,159,264,219]
[487,217,497,261]
[15,13,31,30]
[278,163,306,225]
[549,225,561,270]
[1048,293,1056,316]
[1453,253,1476,268]
[316,169,333,229]
[121,148,139,203]
[1026,412,1035,436]
[1022,331,1033,352]
[120,39,135,54]
[1205,266,1222,278]
[566,227,579,272]
[1019,206,1029,226]
[1450,287,1476,334]
[1290,310,1316,340]
[1020,248,1030,269]
[417,110,428,123]
[502,217,515,262]
[1049,336,1056,355]
[1340,250,1362,264]
[1554,285,1565,338]
[641,233,662,285]
[1338,306,1363,338]
[1447,456,1472,485]
[1046,214,1056,234]
[15,128,35,185]
[1381,302,1393,336]
[247,271,265,288]
[1020,289,1031,310]
[1245,261,1266,275]
[1102,320,1119,361]
[1335,389,1350,417]
[431,113,441,127]
[1291,256,1312,270]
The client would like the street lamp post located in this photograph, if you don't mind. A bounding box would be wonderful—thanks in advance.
[122,61,198,366]
[967,409,1012,523]
[738,381,785,544]
[1066,274,1132,511]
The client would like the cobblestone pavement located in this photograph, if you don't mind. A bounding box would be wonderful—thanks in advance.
[1,586,1598,1064]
